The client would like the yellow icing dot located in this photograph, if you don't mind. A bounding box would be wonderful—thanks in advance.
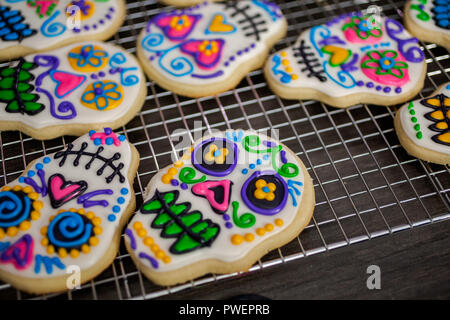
[174,161,184,168]
[93,226,102,235]
[1,186,11,191]
[137,228,147,238]
[280,51,287,57]
[13,185,21,191]
[22,186,32,193]
[78,208,85,215]
[256,228,266,236]
[92,217,102,226]
[231,234,244,245]
[19,220,30,231]
[31,210,40,220]
[89,236,99,246]
[33,200,43,211]
[81,244,90,254]
[41,237,48,246]
[70,249,80,258]
[69,208,77,212]
[28,192,38,200]
[163,256,171,264]
[133,221,143,230]
[47,245,55,254]
[150,244,159,252]
[144,237,154,246]
[282,59,290,66]
[162,174,172,184]
[168,167,178,175]
[285,67,293,73]
[155,250,165,259]
[275,218,284,227]
[58,248,67,258]
[0,229,3,239]
[244,233,255,242]
[291,74,298,80]
[40,226,48,235]
[7,226,18,237]
[265,223,274,232]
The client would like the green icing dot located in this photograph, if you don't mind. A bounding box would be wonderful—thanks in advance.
[414,124,420,131]
[411,117,417,123]
[416,132,423,139]
[409,109,415,115]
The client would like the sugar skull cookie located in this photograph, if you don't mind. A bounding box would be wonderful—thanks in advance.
[404,0,450,50]
[395,82,450,165]
[0,128,139,294]
[0,0,126,60]
[137,0,287,98]
[264,12,427,108]
[158,0,221,7]
[125,130,315,286]
[0,41,146,140]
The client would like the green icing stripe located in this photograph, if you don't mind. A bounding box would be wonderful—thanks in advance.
[407,101,423,140]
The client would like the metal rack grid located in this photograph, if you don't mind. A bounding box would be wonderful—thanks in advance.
[0,0,449,300]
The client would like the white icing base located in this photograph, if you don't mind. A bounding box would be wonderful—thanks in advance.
[408,0,450,34]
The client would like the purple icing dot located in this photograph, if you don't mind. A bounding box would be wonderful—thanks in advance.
[357,81,364,86]
[104,127,112,135]
[224,61,229,67]
[383,87,391,93]
[109,69,115,74]
[156,52,162,57]
[94,88,103,95]
[376,85,382,91]
[237,50,242,55]
[181,183,188,190]
[83,25,89,31]
[91,74,98,79]
[93,24,97,29]
[366,82,374,88]
[73,28,80,33]
[171,179,179,186]
[244,47,249,53]
[99,71,105,77]
[250,43,256,48]
[109,7,115,12]
[395,87,402,94]
[99,19,104,24]
[223,214,230,221]
[150,56,155,61]
[106,14,111,20]
[225,222,233,229]
[230,56,235,61]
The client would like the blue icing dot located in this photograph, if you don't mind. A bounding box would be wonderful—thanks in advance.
[106,137,114,145]
[263,154,270,160]
[108,214,116,222]
[262,186,270,193]
[36,163,43,170]
[27,170,35,177]
[112,205,120,213]
[256,159,262,165]
[94,138,102,146]
[121,188,129,195]
[43,157,51,164]
[117,197,125,204]
[249,164,255,169]
[19,177,25,183]
[242,169,248,174]
[89,130,96,136]
[118,135,126,141]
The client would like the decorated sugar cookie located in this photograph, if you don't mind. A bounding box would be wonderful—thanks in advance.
[0,41,146,140]
[137,0,287,98]
[395,82,450,165]
[0,128,139,294]
[125,130,315,286]
[0,0,126,60]
[264,12,427,108]
[404,0,450,50]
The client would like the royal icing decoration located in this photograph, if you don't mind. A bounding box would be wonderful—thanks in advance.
[0,41,144,139]
[398,83,450,155]
[0,0,124,59]
[265,12,426,104]
[0,129,135,293]
[138,1,285,88]
[125,130,313,284]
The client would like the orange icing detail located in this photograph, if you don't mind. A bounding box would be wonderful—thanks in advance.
[438,132,450,143]
[208,14,235,33]
[80,81,124,111]
[67,44,108,72]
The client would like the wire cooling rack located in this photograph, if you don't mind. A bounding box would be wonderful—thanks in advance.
[0,0,449,300]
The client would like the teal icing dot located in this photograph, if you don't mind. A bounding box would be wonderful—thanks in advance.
[106,137,114,145]
[262,186,270,193]
[120,188,129,195]
[117,197,125,204]
[43,157,51,163]
[36,163,43,170]
[242,168,248,174]
[94,138,102,146]
[118,135,126,141]
[112,205,120,213]
[27,170,35,177]
[19,177,25,183]
[249,164,255,169]
[108,214,116,222]
[256,159,262,165]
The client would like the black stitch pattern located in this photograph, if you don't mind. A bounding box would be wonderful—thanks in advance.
[293,40,327,82]
[222,1,268,41]
[54,142,126,183]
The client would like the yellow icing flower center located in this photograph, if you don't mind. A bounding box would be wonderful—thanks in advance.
[198,40,219,56]
[254,179,276,201]
[170,15,191,30]
[204,144,228,164]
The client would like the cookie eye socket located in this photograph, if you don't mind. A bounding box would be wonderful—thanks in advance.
[192,138,238,177]
[241,171,288,215]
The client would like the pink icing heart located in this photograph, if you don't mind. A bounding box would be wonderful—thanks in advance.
[50,71,86,98]
[191,180,232,214]
[48,174,87,208]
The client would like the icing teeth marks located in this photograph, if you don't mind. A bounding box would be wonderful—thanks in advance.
[265,11,426,108]
[0,186,42,239]
[40,208,101,258]
[139,0,286,97]
[125,130,314,286]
